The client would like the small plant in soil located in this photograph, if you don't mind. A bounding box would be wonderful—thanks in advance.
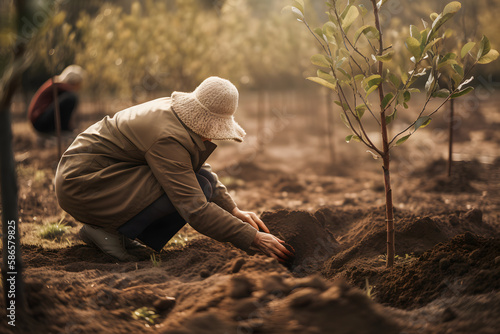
[150,253,161,267]
[364,278,376,299]
[38,220,69,240]
[284,0,498,267]
[132,306,159,326]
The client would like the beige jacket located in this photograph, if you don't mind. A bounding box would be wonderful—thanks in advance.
[55,97,257,250]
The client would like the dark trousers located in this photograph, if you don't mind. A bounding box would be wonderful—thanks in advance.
[33,91,78,133]
[118,169,217,251]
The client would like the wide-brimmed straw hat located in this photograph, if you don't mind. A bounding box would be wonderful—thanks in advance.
[171,76,246,142]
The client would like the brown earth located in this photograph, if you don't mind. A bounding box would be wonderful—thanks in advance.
[1,96,500,333]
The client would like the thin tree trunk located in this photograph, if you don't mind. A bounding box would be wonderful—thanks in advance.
[371,0,395,268]
[325,90,335,164]
[0,0,29,320]
[257,90,266,153]
[51,76,62,159]
[447,98,455,178]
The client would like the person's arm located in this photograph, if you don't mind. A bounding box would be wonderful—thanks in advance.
[145,137,257,250]
[199,163,237,212]
[200,163,270,233]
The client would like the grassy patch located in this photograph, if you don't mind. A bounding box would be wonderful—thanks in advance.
[38,220,69,240]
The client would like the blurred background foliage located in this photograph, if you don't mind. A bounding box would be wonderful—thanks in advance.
[0,0,499,102]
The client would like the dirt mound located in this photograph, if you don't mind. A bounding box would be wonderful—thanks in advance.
[412,159,486,193]
[317,207,497,277]
[261,209,340,276]
[162,279,400,334]
[375,233,500,309]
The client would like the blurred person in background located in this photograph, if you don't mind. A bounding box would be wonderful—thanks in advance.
[28,64,84,133]
[55,76,294,262]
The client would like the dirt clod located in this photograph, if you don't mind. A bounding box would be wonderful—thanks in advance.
[229,276,254,299]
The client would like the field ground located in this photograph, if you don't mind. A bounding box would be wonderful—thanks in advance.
[1,91,499,333]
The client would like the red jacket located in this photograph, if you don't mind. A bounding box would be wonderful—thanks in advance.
[28,79,75,123]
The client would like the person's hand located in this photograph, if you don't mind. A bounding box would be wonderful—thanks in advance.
[232,207,270,233]
[252,232,294,262]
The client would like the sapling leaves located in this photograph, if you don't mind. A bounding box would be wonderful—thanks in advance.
[410,25,421,41]
[354,25,379,44]
[451,86,474,99]
[478,50,500,64]
[342,6,359,32]
[311,54,332,68]
[461,42,475,59]
[414,116,432,130]
[427,1,461,41]
[388,72,401,89]
[345,134,361,143]
[381,93,394,110]
[340,112,351,129]
[376,51,394,62]
[395,134,411,146]
[307,76,337,90]
[355,104,367,118]
[477,35,491,60]
[282,6,304,21]
[405,37,421,60]
[432,88,450,98]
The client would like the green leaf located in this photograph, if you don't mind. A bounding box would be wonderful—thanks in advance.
[358,4,368,17]
[334,100,350,111]
[443,1,461,16]
[340,112,351,129]
[342,6,359,31]
[323,21,337,37]
[423,37,442,55]
[405,37,421,59]
[403,90,411,102]
[451,86,474,99]
[410,25,421,41]
[307,76,336,90]
[346,134,361,143]
[355,104,367,118]
[414,116,432,130]
[477,35,491,60]
[282,6,304,20]
[354,25,379,44]
[354,74,365,83]
[364,74,383,87]
[311,54,332,68]
[427,1,461,40]
[388,72,401,88]
[478,49,499,64]
[317,69,335,82]
[437,58,458,70]
[461,42,475,59]
[432,88,450,98]
[314,27,323,38]
[381,93,394,109]
[395,134,411,146]
[385,110,397,124]
[376,51,394,62]
[292,0,304,14]
[365,85,379,97]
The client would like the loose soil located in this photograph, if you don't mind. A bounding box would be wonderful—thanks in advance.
[1,97,499,333]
